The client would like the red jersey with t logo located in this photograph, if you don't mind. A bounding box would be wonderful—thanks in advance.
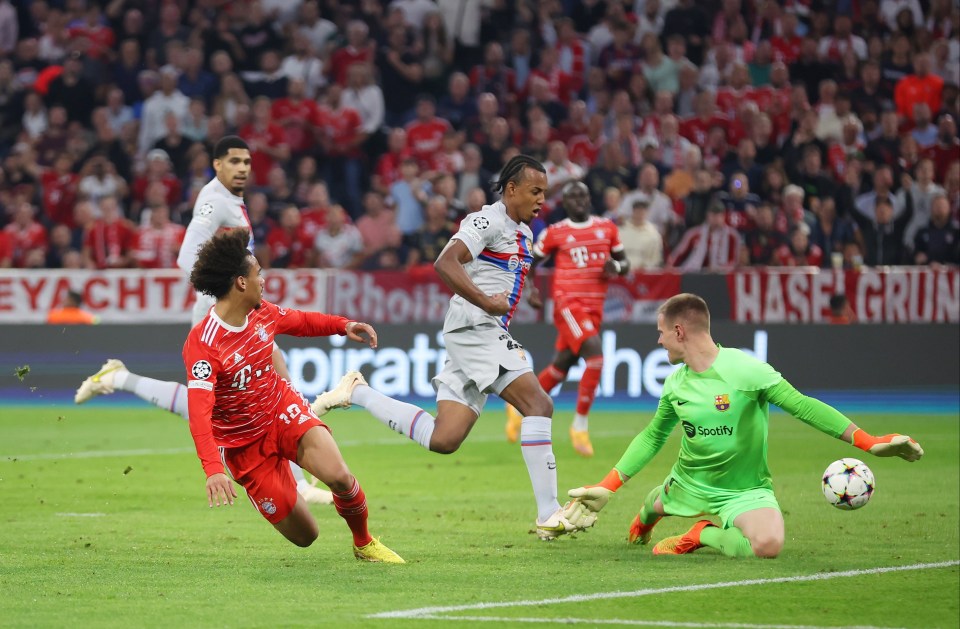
[533,216,624,314]
[183,300,349,476]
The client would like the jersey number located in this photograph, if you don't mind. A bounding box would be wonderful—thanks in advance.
[569,246,589,268]
[279,403,306,425]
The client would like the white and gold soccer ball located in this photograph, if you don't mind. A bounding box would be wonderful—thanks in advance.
[822,458,875,510]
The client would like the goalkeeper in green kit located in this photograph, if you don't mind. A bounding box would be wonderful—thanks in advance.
[563,293,924,558]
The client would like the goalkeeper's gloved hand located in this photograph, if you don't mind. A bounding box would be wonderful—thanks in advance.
[852,430,924,462]
[563,469,626,528]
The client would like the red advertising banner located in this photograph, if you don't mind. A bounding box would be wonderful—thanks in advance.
[0,270,327,323]
[3,267,952,324]
[729,268,960,323]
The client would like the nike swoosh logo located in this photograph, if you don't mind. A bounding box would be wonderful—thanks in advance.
[677,400,688,405]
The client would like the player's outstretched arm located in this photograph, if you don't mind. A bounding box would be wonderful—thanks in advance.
[845,424,925,462]
[564,469,627,528]
[766,380,924,462]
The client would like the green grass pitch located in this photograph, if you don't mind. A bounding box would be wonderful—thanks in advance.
[1,404,957,628]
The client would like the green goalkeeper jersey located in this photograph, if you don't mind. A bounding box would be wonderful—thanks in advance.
[614,347,853,494]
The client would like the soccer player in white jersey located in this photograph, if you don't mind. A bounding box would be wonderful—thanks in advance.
[310,155,585,540]
[75,136,332,505]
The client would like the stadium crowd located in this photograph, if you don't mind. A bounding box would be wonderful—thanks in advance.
[0,0,958,273]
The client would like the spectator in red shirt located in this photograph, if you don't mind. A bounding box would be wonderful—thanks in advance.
[405,95,452,171]
[130,149,182,222]
[239,96,290,186]
[317,83,366,217]
[895,52,944,123]
[328,20,374,87]
[83,196,136,269]
[0,229,13,268]
[776,222,824,266]
[67,5,115,61]
[40,154,79,228]
[134,204,185,268]
[4,201,48,268]
[271,78,320,157]
[266,204,314,268]
[372,127,410,196]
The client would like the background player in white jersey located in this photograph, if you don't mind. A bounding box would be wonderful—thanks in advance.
[75,136,332,504]
[308,155,586,540]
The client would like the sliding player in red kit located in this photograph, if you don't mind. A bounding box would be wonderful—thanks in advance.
[182,228,403,562]
[506,181,630,457]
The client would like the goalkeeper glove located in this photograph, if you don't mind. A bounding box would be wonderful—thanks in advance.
[852,430,924,462]
[564,469,626,528]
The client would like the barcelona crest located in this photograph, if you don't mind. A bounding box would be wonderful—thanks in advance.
[715,394,731,412]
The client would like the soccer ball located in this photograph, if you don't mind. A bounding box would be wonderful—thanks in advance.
[822,458,875,510]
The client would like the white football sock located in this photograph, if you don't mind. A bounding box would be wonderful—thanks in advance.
[118,373,190,421]
[351,384,435,449]
[520,416,561,522]
[572,412,589,432]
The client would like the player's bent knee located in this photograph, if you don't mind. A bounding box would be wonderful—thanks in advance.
[429,436,462,454]
[750,535,784,558]
[525,395,553,418]
[326,472,354,494]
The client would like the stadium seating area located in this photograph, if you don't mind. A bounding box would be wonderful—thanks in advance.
[0,0,957,272]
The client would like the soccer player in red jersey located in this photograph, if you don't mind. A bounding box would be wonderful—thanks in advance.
[182,228,403,562]
[506,181,630,457]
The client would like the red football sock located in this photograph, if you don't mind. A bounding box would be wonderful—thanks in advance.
[333,477,372,547]
[538,365,567,392]
[576,357,603,416]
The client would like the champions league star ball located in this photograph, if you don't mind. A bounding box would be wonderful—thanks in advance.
[822,458,875,510]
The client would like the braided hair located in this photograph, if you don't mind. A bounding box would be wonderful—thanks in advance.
[493,154,546,196]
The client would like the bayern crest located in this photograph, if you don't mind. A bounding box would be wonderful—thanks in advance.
[255,323,268,342]
[258,498,277,515]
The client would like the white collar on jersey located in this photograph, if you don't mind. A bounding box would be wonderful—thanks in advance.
[560,216,598,229]
[209,307,248,332]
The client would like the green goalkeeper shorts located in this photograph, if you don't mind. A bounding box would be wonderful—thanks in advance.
[658,475,781,529]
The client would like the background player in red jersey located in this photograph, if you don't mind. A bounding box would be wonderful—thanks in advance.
[506,181,630,457]
[182,229,403,562]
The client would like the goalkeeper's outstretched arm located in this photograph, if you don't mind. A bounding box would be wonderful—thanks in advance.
[563,398,679,527]
[764,379,924,462]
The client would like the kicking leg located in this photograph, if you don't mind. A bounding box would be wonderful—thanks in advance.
[75,359,189,417]
[313,372,479,454]
[297,426,403,563]
[500,372,574,538]
[505,355,570,443]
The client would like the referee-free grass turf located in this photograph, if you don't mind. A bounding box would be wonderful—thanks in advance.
[1,405,957,628]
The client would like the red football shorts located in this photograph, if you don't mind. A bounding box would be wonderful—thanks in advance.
[220,388,328,524]
[553,302,602,354]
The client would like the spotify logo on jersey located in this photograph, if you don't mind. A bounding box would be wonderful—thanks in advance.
[682,421,734,438]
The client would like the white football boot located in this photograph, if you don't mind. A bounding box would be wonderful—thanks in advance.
[75,359,128,404]
[310,371,367,417]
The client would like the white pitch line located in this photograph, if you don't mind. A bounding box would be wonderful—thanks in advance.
[0,429,641,462]
[55,512,106,517]
[412,615,908,629]
[370,561,960,620]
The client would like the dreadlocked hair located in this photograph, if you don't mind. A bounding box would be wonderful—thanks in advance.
[493,154,546,196]
[190,229,254,299]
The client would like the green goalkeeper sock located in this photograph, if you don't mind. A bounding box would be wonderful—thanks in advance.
[637,486,662,526]
[699,526,756,558]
